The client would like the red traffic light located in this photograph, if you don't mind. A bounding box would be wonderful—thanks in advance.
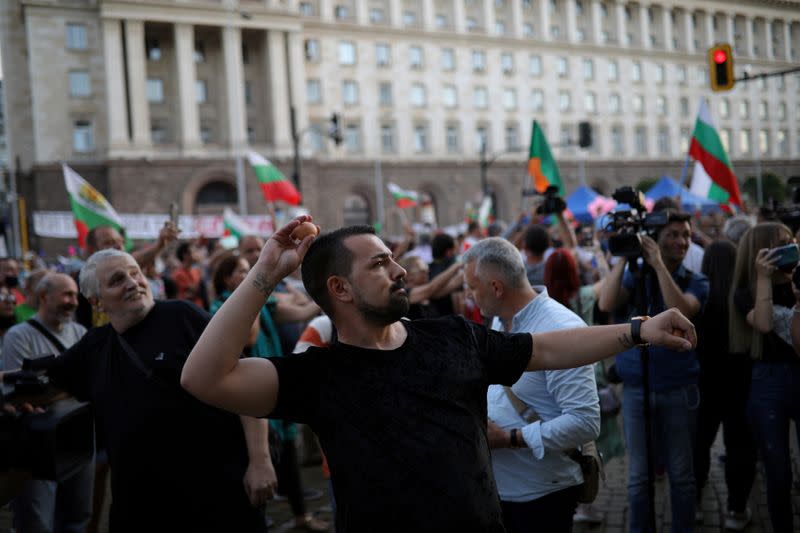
[713,49,728,64]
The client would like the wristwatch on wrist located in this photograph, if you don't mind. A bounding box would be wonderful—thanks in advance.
[630,316,651,346]
[510,428,522,448]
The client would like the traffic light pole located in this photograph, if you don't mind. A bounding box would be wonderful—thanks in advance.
[290,106,303,191]
[735,65,800,83]
[480,142,525,198]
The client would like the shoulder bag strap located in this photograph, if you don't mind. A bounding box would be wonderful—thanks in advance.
[26,318,68,354]
[503,386,540,424]
[115,332,173,391]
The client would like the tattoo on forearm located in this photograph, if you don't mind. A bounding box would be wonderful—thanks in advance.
[618,333,633,349]
[252,272,275,299]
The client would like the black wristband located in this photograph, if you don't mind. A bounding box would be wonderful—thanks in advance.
[630,316,649,345]
[510,428,519,448]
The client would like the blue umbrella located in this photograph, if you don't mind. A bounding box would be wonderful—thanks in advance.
[645,176,721,214]
[566,185,599,223]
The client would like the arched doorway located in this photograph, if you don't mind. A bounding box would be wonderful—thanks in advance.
[194,180,238,215]
[342,193,371,226]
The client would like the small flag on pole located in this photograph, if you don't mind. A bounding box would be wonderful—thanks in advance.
[223,207,255,241]
[247,151,302,206]
[387,183,419,209]
[528,121,564,195]
[62,164,128,249]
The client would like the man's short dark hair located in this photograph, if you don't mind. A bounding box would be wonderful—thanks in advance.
[176,242,192,262]
[523,225,550,256]
[301,225,376,315]
[85,226,105,251]
[652,197,680,212]
[431,233,455,260]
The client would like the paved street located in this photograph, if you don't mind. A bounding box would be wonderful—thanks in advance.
[1,424,797,532]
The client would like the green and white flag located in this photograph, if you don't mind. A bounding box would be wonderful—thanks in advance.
[223,207,255,240]
[63,163,128,249]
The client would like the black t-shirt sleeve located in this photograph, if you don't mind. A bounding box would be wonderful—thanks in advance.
[462,319,531,385]
[266,351,324,424]
[46,330,97,401]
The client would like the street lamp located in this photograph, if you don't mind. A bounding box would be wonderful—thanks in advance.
[290,109,342,192]
[479,141,525,198]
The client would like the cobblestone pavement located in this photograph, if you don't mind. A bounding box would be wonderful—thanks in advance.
[2,425,797,532]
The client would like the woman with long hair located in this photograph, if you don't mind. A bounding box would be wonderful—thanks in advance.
[694,240,755,531]
[730,222,800,533]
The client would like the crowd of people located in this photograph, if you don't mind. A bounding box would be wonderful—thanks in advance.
[0,193,798,533]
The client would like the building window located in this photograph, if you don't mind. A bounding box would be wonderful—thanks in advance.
[720,129,731,153]
[679,97,690,117]
[529,55,542,76]
[739,101,750,119]
[631,61,642,82]
[413,124,429,152]
[608,60,619,81]
[443,85,458,108]
[472,50,486,72]
[551,25,560,38]
[446,124,460,153]
[299,2,314,15]
[635,126,647,154]
[531,89,544,111]
[151,125,167,144]
[342,80,359,105]
[777,130,788,155]
[241,43,250,64]
[435,14,447,28]
[657,127,670,155]
[560,125,571,146]
[611,126,624,155]
[305,39,320,61]
[306,79,322,104]
[496,21,506,34]
[759,101,769,120]
[194,41,206,63]
[657,96,667,115]
[739,129,751,154]
[379,82,393,106]
[585,92,597,114]
[719,98,730,119]
[778,102,787,121]
[609,92,621,113]
[557,57,569,78]
[146,78,164,103]
[409,46,424,69]
[403,10,417,26]
[146,39,161,61]
[473,86,488,109]
[247,126,256,144]
[559,90,571,111]
[370,8,385,22]
[245,81,253,105]
[200,126,212,144]
[344,124,361,152]
[503,88,517,110]
[583,58,594,80]
[411,83,427,107]
[381,124,395,153]
[66,23,88,50]
[376,43,391,67]
[523,23,533,36]
[338,41,356,65]
[73,120,93,152]
[68,71,91,97]
[633,95,644,115]
[759,129,770,154]
[195,80,208,103]
[475,126,488,152]
[655,64,665,84]
[501,52,514,75]
[309,125,324,152]
[335,5,349,18]
[441,48,455,70]
[466,17,478,31]
[677,65,687,84]
[505,124,519,150]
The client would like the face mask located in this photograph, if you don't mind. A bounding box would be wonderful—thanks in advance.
[5,275,18,288]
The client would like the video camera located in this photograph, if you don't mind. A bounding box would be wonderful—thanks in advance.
[1,355,94,488]
[760,187,800,234]
[535,185,567,216]
[603,186,669,258]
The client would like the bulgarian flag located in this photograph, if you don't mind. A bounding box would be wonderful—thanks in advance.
[387,183,418,208]
[688,98,742,208]
[247,151,302,206]
[528,120,564,195]
[62,164,127,249]
[477,195,493,229]
[223,207,255,240]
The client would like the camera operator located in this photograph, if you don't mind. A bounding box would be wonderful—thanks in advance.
[598,207,709,533]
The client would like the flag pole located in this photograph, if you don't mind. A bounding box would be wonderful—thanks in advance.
[677,152,691,188]
[236,155,248,215]
[375,159,384,235]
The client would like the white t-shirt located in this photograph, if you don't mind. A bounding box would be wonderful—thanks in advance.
[2,317,87,370]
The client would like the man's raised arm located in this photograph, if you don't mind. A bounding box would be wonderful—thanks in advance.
[181,215,317,418]
[527,308,696,372]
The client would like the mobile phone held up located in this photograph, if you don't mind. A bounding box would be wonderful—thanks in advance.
[770,243,800,273]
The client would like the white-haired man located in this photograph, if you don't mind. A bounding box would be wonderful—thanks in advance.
[5,250,274,532]
[462,238,600,533]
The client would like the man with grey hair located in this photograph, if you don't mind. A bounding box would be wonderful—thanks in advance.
[722,215,755,245]
[462,237,600,533]
[2,272,92,533]
[6,249,273,532]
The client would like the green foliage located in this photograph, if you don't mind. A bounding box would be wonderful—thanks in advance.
[635,178,658,193]
[742,173,787,205]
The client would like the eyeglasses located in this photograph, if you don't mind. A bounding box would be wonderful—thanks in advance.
[0,294,16,304]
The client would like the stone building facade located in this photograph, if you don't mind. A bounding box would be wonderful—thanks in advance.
[1,0,800,253]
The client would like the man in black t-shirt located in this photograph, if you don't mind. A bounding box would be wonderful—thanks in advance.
[182,218,698,533]
[7,249,274,533]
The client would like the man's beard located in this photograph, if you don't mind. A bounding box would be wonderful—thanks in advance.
[355,282,410,326]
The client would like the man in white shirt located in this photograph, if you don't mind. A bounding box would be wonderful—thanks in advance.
[462,238,600,533]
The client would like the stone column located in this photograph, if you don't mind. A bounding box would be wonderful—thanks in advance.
[744,16,754,57]
[422,0,435,30]
[615,0,626,47]
[638,2,650,49]
[764,19,773,59]
[174,23,201,152]
[538,0,551,41]
[683,9,694,53]
[319,0,333,21]
[483,0,495,34]
[511,0,523,38]
[591,0,602,44]
[286,31,308,149]
[356,0,369,25]
[102,19,129,152]
[453,0,465,33]
[265,30,291,153]
[704,10,714,48]
[783,20,792,61]
[662,7,672,51]
[124,20,151,148]
[222,25,247,151]
[725,13,734,47]
[565,0,577,42]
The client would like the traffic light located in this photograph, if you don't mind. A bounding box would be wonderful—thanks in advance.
[708,43,735,92]
[329,113,343,146]
[578,121,592,148]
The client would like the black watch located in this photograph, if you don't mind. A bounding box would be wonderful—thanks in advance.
[630,316,650,346]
